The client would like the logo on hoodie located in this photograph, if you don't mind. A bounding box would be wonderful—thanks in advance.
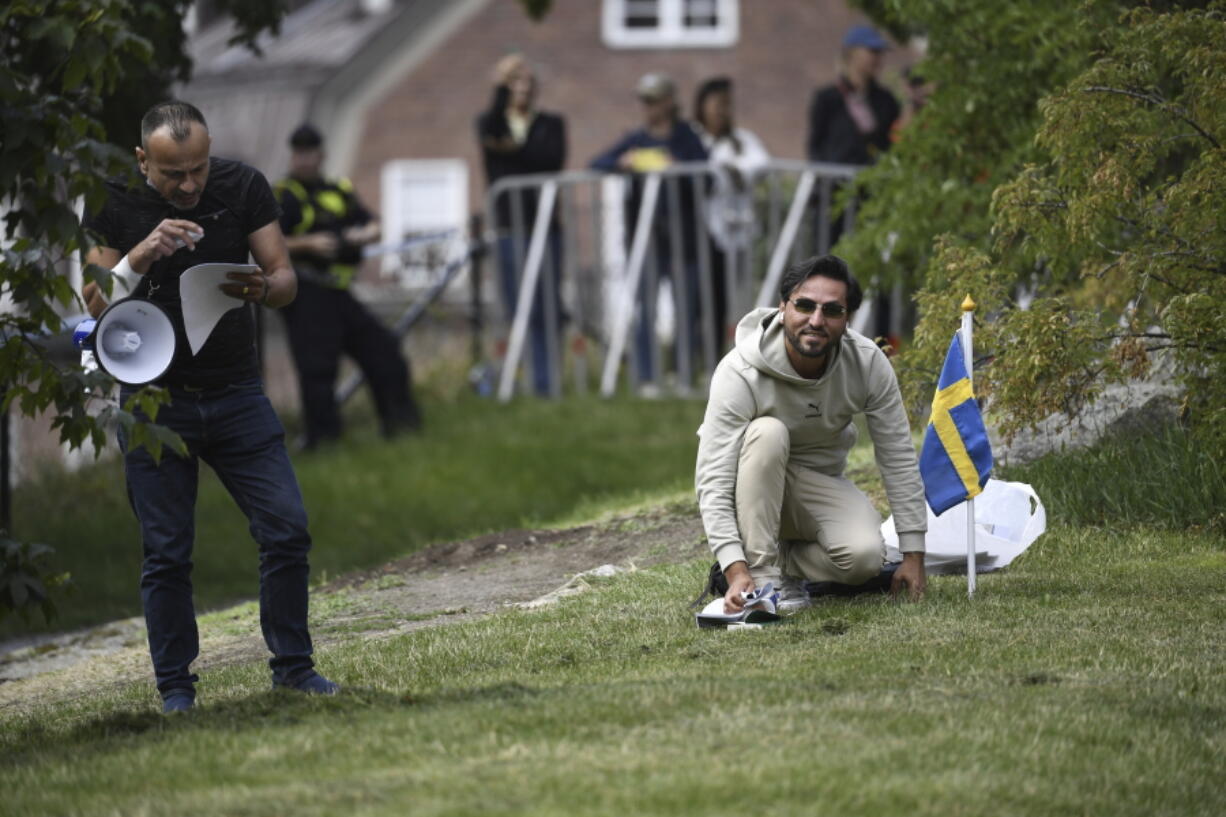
[805,402,822,418]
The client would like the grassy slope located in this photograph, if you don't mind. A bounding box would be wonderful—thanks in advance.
[4,394,703,637]
[1,514,1223,816]
[6,388,1225,815]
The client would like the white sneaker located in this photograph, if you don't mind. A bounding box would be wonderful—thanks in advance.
[776,575,812,614]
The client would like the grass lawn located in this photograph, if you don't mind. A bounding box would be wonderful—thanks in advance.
[1,508,1223,816]
[3,393,703,638]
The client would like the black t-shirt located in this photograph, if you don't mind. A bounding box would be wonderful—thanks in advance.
[82,157,281,388]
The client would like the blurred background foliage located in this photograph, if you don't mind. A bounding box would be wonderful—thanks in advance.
[0,0,290,623]
[846,0,1224,455]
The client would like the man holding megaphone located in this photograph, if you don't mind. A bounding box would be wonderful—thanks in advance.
[81,101,338,713]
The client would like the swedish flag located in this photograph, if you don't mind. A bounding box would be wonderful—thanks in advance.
[919,332,993,515]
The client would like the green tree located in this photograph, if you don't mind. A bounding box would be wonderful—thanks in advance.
[891,2,1225,454]
[0,0,286,622]
[839,0,1117,295]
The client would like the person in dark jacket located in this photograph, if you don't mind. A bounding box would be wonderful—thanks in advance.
[807,25,900,167]
[476,54,567,396]
[276,124,421,448]
[807,24,901,343]
[590,73,709,390]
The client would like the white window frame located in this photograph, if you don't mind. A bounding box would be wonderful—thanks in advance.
[379,159,469,277]
[602,0,739,49]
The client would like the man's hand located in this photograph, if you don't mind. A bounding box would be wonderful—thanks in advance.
[219,269,272,305]
[722,561,756,614]
[284,231,339,259]
[129,219,203,273]
[342,222,380,247]
[482,134,519,154]
[493,53,526,86]
[82,281,108,318]
[890,551,927,601]
[306,232,339,258]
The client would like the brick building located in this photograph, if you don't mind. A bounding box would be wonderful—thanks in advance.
[185,0,917,240]
[6,0,921,480]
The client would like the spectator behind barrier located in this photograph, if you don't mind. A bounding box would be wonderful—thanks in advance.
[589,72,710,390]
[475,53,568,397]
[693,76,770,353]
[806,24,902,345]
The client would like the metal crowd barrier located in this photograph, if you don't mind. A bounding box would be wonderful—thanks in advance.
[484,159,863,401]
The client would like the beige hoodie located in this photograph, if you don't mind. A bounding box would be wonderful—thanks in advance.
[695,307,927,570]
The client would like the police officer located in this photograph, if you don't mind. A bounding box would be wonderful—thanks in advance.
[276,124,421,448]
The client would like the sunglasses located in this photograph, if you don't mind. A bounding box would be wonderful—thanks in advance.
[790,298,848,318]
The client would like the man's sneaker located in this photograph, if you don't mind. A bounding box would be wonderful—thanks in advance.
[776,575,813,614]
[161,689,195,714]
[274,671,340,696]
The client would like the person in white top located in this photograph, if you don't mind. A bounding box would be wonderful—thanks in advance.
[692,77,770,354]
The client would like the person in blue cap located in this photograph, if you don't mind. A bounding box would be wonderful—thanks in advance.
[806,24,902,345]
[806,24,901,167]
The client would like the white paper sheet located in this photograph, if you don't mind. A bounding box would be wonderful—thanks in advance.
[694,583,781,628]
[178,263,260,355]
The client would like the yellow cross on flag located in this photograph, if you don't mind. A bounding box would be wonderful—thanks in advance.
[919,331,993,514]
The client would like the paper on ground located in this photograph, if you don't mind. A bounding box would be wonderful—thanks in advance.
[695,583,781,628]
[179,263,259,354]
[882,479,1047,574]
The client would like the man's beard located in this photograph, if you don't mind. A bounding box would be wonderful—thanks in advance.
[147,176,199,210]
[785,326,830,359]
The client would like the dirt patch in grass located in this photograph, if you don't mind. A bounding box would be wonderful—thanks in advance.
[0,501,706,714]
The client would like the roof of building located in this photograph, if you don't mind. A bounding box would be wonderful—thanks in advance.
[188,0,402,86]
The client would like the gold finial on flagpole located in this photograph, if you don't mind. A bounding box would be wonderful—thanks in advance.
[961,294,976,312]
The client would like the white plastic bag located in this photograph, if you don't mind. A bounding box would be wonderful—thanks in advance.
[882,479,1046,574]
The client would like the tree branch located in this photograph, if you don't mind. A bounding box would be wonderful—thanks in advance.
[1083,85,1222,150]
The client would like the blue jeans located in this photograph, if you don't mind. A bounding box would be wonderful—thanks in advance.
[635,242,700,384]
[119,379,315,696]
[497,232,562,396]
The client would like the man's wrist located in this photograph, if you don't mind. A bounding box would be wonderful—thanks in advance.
[723,560,750,581]
[112,254,139,292]
[127,246,153,275]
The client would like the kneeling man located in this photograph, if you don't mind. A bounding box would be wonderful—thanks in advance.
[695,255,927,613]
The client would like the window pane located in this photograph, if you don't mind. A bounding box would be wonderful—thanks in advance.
[683,0,719,28]
[625,0,660,28]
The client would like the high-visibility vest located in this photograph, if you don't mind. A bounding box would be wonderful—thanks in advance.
[275,176,360,288]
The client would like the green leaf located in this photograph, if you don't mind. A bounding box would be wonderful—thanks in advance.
[9,575,29,607]
[61,55,88,92]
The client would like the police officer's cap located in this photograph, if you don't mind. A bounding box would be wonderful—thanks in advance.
[289,123,324,149]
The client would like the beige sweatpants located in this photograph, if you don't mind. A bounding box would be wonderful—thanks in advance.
[735,416,885,586]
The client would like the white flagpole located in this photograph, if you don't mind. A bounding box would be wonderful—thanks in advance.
[961,294,977,598]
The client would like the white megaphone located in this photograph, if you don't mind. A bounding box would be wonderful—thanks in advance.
[73,299,177,385]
